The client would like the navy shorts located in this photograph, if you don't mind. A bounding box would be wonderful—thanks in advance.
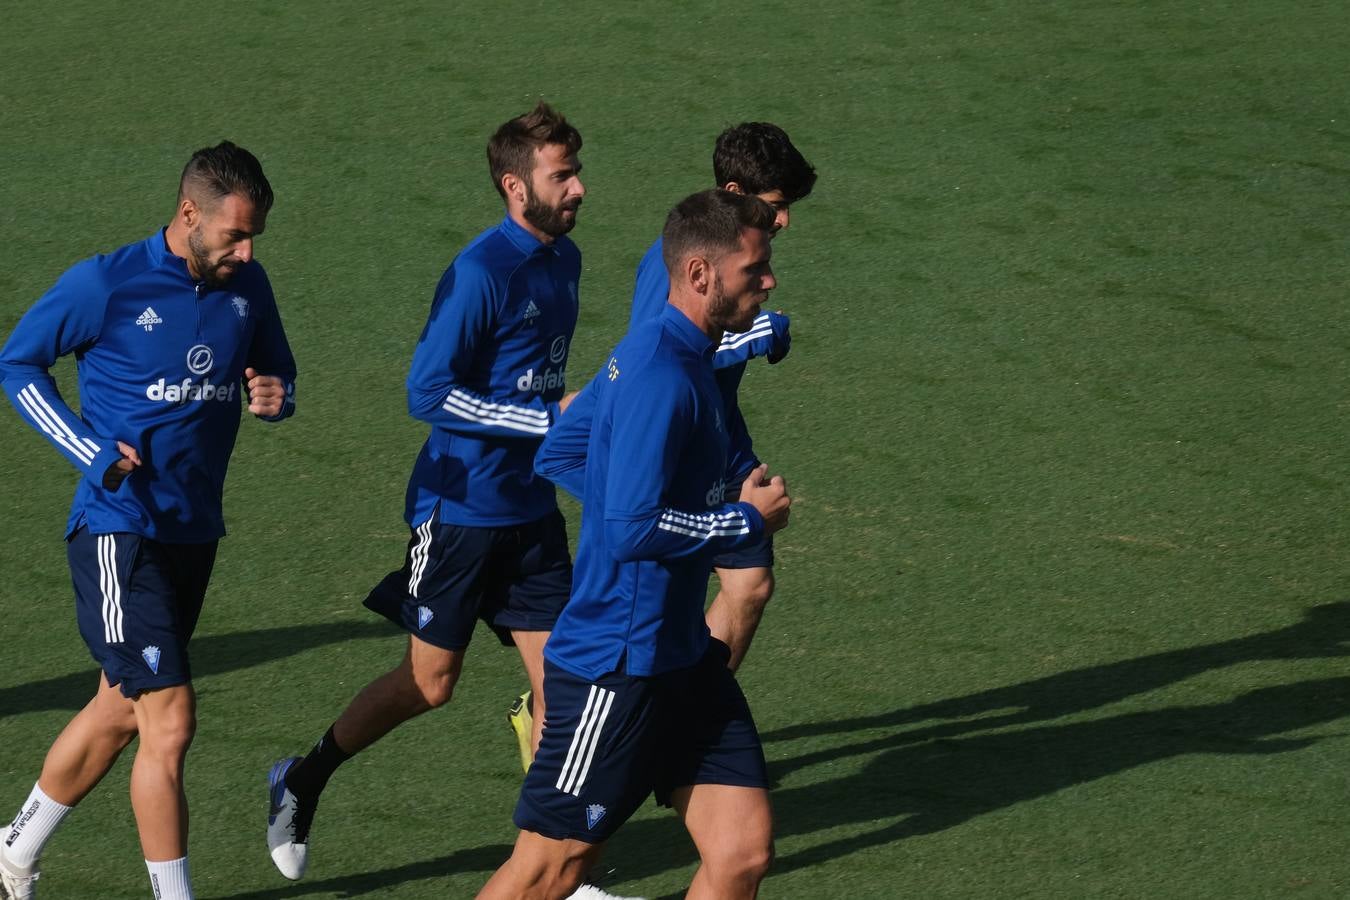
[67,527,218,698]
[711,480,774,570]
[514,640,768,843]
[363,509,573,651]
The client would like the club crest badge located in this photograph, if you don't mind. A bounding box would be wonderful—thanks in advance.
[142,645,162,674]
[231,296,249,319]
[417,605,435,629]
[586,803,607,829]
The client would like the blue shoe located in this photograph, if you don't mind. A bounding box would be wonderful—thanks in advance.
[266,757,311,880]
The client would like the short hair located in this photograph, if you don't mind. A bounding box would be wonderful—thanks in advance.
[661,189,777,277]
[487,101,583,200]
[178,141,273,213]
[713,122,817,203]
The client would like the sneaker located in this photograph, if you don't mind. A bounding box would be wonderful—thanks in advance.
[0,845,38,900]
[566,885,645,900]
[507,689,534,773]
[266,757,313,880]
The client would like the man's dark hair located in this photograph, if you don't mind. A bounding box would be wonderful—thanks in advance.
[487,101,583,200]
[662,189,777,277]
[178,141,273,213]
[713,122,816,203]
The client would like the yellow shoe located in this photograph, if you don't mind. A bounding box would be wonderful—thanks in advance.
[507,689,533,773]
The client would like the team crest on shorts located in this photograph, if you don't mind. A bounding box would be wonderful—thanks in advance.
[586,803,607,830]
[142,645,162,674]
[417,605,435,629]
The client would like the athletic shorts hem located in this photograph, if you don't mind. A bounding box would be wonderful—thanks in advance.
[362,594,472,652]
[104,668,193,699]
[510,819,607,845]
[656,773,771,808]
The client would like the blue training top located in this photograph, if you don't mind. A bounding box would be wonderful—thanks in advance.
[0,229,297,542]
[536,235,789,500]
[403,215,580,528]
[541,304,765,680]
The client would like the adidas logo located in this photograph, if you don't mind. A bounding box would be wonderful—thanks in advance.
[136,307,163,331]
[523,299,541,321]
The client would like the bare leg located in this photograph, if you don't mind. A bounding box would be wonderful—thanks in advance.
[672,783,773,899]
[478,829,603,900]
[706,566,775,671]
[331,635,464,754]
[129,683,196,861]
[511,629,549,757]
[37,672,139,806]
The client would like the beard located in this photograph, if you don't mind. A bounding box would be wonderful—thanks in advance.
[522,183,581,238]
[708,280,758,335]
[187,227,240,289]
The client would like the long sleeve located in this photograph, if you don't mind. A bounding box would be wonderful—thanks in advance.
[534,376,598,500]
[406,261,558,438]
[0,260,124,484]
[245,274,297,422]
[602,367,762,563]
[713,310,790,369]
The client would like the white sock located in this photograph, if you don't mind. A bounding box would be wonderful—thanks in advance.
[146,856,192,900]
[4,782,73,868]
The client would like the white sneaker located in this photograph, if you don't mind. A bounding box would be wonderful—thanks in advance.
[566,885,645,900]
[266,757,312,880]
[0,845,38,900]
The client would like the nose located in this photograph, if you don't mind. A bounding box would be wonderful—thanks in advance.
[775,208,790,232]
[762,269,777,291]
[234,238,254,263]
[571,176,586,200]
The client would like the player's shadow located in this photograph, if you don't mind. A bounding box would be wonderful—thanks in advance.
[209,842,515,899]
[764,599,1350,778]
[584,602,1350,888]
[765,673,1350,874]
[0,620,397,719]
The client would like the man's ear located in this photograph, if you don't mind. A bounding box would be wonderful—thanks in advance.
[502,172,527,206]
[178,197,200,229]
[687,255,712,295]
[722,181,745,196]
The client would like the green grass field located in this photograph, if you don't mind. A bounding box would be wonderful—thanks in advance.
[3,1,1350,896]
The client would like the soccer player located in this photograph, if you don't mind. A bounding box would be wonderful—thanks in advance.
[266,102,585,882]
[479,189,792,900]
[0,142,296,900]
[525,123,814,690]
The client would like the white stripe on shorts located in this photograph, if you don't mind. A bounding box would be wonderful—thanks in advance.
[407,518,434,599]
[557,684,616,796]
[97,534,124,643]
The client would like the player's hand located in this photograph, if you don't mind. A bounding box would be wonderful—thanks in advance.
[102,441,142,490]
[245,367,287,417]
[740,463,791,534]
[558,390,580,415]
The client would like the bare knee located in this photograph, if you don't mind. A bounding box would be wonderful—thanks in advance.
[738,570,774,610]
[139,707,196,760]
[93,694,140,747]
[719,568,774,614]
[413,670,456,709]
[706,836,774,888]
